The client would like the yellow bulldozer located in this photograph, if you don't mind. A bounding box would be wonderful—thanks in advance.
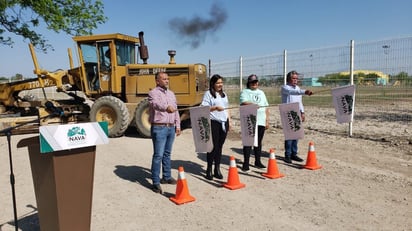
[0,31,207,137]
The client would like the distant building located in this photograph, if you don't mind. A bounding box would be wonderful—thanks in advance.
[339,70,389,85]
[301,77,322,86]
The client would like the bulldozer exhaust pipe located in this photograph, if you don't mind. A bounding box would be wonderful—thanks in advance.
[138,31,149,64]
[168,50,176,64]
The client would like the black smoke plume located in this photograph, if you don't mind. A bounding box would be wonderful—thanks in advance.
[168,3,227,49]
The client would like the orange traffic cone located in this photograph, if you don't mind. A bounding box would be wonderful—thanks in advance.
[303,141,322,170]
[169,166,196,205]
[262,148,285,179]
[223,156,245,190]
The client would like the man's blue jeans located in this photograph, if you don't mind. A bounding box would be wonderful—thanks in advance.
[151,125,176,185]
[284,139,298,158]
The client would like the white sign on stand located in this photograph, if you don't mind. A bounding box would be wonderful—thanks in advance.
[39,122,109,153]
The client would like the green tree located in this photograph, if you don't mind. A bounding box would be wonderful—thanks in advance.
[317,73,350,86]
[0,76,9,83]
[258,78,269,87]
[0,0,107,52]
[10,73,23,81]
[393,71,411,85]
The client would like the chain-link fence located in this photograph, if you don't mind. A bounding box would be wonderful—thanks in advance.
[210,36,412,141]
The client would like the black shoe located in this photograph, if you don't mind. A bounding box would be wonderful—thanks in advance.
[152,184,163,194]
[284,156,292,164]
[241,164,250,172]
[205,164,213,180]
[205,174,213,180]
[205,168,213,180]
[291,155,304,162]
[255,162,266,169]
[214,168,223,179]
[160,178,177,185]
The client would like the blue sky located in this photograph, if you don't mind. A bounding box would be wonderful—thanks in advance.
[1,0,411,78]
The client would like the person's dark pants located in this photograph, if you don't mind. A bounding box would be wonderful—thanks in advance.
[243,125,266,166]
[207,120,229,168]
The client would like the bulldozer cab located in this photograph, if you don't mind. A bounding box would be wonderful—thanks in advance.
[74,34,140,95]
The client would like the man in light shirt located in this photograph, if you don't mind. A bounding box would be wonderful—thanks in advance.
[281,70,313,163]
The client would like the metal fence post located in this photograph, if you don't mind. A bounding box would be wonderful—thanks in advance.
[283,49,287,84]
[239,56,243,91]
[349,40,355,137]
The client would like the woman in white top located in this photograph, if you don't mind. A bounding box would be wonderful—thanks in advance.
[201,74,231,180]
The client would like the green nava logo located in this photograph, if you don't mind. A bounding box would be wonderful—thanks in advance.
[287,110,301,132]
[67,126,87,145]
[246,114,256,136]
[338,94,353,115]
[197,117,210,142]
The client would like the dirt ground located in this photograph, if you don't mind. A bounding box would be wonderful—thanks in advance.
[0,106,411,231]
